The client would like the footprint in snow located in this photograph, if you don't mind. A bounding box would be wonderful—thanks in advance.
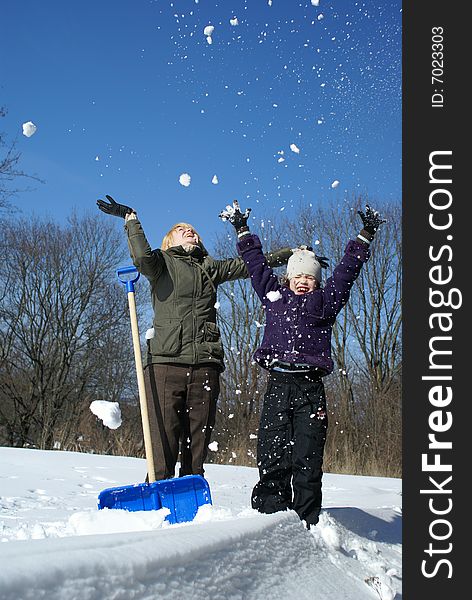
[92,476,117,483]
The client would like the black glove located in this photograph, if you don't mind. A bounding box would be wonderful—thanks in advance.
[96,195,135,219]
[315,255,329,269]
[219,200,252,234]
[357,204,386,235]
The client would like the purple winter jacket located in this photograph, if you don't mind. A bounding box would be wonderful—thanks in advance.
[237,233,370,375]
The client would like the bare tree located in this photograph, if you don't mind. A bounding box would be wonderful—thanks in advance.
[0,213,139,449]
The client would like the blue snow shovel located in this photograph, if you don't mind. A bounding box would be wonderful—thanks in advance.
[98,266,212,524]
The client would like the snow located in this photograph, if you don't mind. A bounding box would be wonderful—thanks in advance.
[290,143,300,154]
[22,121,37,137]
[220,202,239,221]
[204,25,214,44]
[179,172,191,187]
[89,401,122,430]
[266,290,282,302]
[211,174,219,184]
[331,179,340,188]
[0,447,401,599]
[229,17,239,27]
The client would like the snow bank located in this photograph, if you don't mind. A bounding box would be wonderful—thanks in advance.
[0,512,315,600]
[0,448,402,600]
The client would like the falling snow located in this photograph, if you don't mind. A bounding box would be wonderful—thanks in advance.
[179,173,191,187]
[22,121,37,137]
[89,401,122,430]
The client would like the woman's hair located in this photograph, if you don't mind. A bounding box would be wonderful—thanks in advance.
[161,222,201,250]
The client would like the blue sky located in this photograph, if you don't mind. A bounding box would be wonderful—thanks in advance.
[1,0,401,251]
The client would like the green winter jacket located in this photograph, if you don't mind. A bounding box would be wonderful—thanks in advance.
[125,218,292,371]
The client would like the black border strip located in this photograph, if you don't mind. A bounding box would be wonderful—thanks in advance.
[403,2,465,596]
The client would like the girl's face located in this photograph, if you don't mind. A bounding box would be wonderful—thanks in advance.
[171,225,199,247]
[289,274,318,295]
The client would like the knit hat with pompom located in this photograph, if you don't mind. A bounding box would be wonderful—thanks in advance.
[286,247,322,282]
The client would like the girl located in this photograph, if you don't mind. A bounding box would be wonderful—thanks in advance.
[220,201,385,527]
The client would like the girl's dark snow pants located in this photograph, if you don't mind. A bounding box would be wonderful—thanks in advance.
[251,370,328,526]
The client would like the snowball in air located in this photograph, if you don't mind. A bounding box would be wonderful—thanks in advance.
[331,180,340,189]
[22,121,37,137]
[230,17,239,26]
[290,143,300,154]
[212,175,219,184]
[208,441,218,452]
[90,401,122,430]
[204,25,214,36]
[266,290,282,302]
[311,0,320,6]
[179,173,191,187]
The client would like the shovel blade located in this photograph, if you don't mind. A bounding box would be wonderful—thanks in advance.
[97,475,212,524]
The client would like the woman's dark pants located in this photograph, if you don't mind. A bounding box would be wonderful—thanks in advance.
[144,363,219,480]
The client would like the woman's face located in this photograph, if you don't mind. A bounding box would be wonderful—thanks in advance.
[289,274,318,295]
[171,225,199,247]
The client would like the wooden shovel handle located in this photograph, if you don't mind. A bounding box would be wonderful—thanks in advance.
[127,290,156,483]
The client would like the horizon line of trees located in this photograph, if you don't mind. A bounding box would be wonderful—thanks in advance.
[0,197,401,478]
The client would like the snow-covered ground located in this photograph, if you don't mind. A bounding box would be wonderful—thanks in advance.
[0,447,402,599]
